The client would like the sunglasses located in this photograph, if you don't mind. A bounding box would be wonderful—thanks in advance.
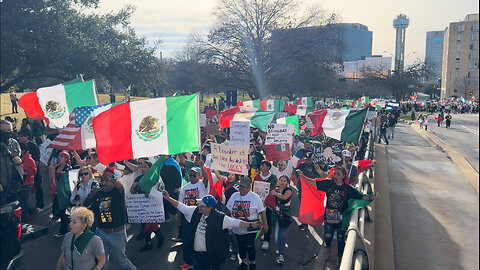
[79,172,90,176]
[86,156,92,160]
[189,173,197,177]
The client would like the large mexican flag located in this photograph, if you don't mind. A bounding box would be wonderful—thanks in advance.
[18,80,98,128]
[306,108,368,143]
[93,94,200,164]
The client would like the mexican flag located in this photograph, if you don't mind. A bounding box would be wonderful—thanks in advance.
[297,97,313,107]
[306,108,368,143]
[218,106,275,131]
[18,80,98,128]
[93,94,200,164]
[286,104,312,116]
[264,143,291,161]
[277,115,299,135]
[238,99,285,112]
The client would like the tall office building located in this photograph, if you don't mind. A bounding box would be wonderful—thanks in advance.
[441,14,479,99]
[342,56,392,79]
[425,31,444,81]
[337,23,373,61]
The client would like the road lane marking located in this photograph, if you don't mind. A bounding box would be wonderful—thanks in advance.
[462,125,479,135]
[292,216,324,246]
[127,234,133,242]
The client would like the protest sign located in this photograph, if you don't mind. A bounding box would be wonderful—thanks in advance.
[253,181,270,202]
[265,123,295,146]
[205,123,221,135]
[230,121,250,146]
[200,114,207,127]
[210,143,249,175]
[264,143,290,161]
[39,139,53,165]
[118,170,141,195]
[126,193,165,223]
[313,145,343,166]
[367,111,377,120]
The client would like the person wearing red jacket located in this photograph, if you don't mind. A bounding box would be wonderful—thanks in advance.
[19,142,37,221]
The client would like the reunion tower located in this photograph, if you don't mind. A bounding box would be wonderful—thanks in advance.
[393,14,409,74]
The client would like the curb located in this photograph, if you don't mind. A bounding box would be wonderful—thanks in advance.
[373,144,395,270]
[407,121,479,193]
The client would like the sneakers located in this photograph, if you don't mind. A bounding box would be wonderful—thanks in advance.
[179,264,193,270]
[229,254,237,261]
[277,254,285,265]
[171,237,182,242]
[140,243,153,252]
[238,263,248,270]
[261,241,269,251]
[53,232,66,238]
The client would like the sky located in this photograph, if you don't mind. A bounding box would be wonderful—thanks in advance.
[91,0,479,64]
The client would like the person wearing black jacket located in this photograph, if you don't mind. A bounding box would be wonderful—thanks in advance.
[162,191,261,270]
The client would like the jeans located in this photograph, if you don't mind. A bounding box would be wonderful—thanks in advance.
[236,233,256,261]
[181,216,194,265]
[193,252,221,270]
[274,222,289,255]
[378,130,389,144]
[263,208,273,242]
[387,126,395,138]
[96,228,137,270]
[230,230,239,255]
[18,185,32,220]
[324,222,346,257]
[34,172,44,208]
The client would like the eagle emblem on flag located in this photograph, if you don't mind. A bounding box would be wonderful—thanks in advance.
[44,100,66,119]
[135,116,163,142]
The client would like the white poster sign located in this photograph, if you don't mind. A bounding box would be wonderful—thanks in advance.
[230,121,250,146]
[367,111,377,120]
[253,181,271,202]
[39,139,54,166]
[265,123,295,146]
[210,143,249,175]
[118,170,141,195]
[126,193,165,223]
[200,114,207,127]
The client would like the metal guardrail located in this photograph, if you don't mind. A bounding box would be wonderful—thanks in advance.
[340,131,374,270]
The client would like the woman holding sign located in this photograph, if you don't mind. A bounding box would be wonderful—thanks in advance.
[268,175,293,265]
[130,159,164,252]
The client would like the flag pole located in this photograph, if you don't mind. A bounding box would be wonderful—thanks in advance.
[347,107,369,181]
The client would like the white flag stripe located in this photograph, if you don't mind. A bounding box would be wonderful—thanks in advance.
[63,127,79,132]
[49,141,69,146]
[57,134,76,139]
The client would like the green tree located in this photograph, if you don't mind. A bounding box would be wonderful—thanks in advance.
[0,0,165,96]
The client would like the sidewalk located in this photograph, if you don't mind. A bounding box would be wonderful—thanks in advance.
[404,120,479,193]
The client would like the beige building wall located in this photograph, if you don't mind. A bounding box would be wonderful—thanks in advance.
[441,13,479,100]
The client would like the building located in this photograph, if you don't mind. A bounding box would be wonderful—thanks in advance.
[337,23,373,61]
[341,56,392,79]
[270,23,373,62]
[441,13,479,99]
[393,14,410,73]
[425,31,444,81]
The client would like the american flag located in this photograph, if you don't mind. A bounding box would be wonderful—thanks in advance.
[48,104,114,150]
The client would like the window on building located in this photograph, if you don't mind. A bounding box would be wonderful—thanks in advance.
[457,44,461,51]
[456,52,460,60]
[454,89,458,93]
[455,71,459,78]
[456,62,460,69]
[471,33,479,41]
[468,72,471,78]
[457,34,461,42]
[472,24,479,31]
[458,24,464,32]
[470,62,473,69]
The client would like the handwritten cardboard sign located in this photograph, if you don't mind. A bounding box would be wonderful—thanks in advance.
[313,144,343,166]
[200,114,207,127]
[230,121,250,146]
[265,123,295,146]
[210,143,248,175]
[126,193,165,223]
[253,181,271,202]
[39,139,54,166]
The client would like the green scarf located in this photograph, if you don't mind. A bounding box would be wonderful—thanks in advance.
[73,229,96,255]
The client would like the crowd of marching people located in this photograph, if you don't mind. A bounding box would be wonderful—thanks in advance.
[0,100,382,270]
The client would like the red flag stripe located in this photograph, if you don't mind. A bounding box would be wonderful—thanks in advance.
[48,112,83,149]
[218,106,241,129]
[306,109,328,136]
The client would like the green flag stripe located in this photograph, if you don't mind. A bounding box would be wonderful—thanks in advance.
[340,108,368,143]
[64,80,97,113]
[166,94,200,154]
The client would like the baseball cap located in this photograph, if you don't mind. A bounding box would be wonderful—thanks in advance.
[304,152,313,159]
[239,177,252,187]
[196,195,217,207]
[342,150,352,158]
[190,166,202,174]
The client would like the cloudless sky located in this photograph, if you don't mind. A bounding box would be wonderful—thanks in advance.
[92,0,479,64]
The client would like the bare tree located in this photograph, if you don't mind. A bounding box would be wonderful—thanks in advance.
[194,0,340,99]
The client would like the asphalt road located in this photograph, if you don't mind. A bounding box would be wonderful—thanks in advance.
[422,113,479,172]
[386,122,479,270]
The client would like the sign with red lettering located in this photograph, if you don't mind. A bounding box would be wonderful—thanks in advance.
[210,143,249,175]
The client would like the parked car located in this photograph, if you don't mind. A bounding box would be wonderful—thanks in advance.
[0,201,23,270]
